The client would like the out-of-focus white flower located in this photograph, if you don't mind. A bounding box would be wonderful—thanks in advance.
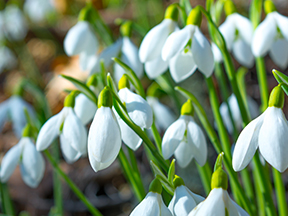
[0,125,45,188]
[0,95,35,138]
[0,46,17,73]
[252,1,288,69]
[162,7,214,83]
[88,88,121,172]
[162,100,207,168]
[36,92,87,163]
[130,178,172,216]
[169,176,204,216]
[233,85,288,172]
[211,42,223,63]
[139,4,179,79]
[24,0,55,23]
[219,94,259,134]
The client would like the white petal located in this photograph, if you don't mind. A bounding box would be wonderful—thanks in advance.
[162,25,195,61]
[79,52,98,71]
[232,113,265,171]
[63,108,87,155]
[269,39,288,69]
[274,12,288,41]
[118,88,153,128]
[231,200,250,216]
[232,38,254,68]
[88,107,121,164]
[233,13,253,45]
[60,134,82,164]
[139,19,177,62]
[21,138,45,187]
[211,42,223,63]
[219,101,234,134]
[145,56,168,79]
[219,15,236,50]
[159,194,173,216]
[223,190,242,216]
[74,93,97,125]
[259,107,288,172]
[174,140,194,168]
[247,97,260,119]
[228,94,243,131]
[191,28,214,77]
[162,117,186,160]
[0,100,9,132]
[169,50,197,83]
[130,192,161,216]
[0,141,23,182]
[185,186,205,204]
[252,13,277,57]
[64,21,98,56]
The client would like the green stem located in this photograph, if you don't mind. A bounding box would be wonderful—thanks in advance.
[150,122,162,153]
[196,162,212,195]
[253,167,265,216]
[0,183,14,215]
[273,168,288,216]
[44,150,103,216]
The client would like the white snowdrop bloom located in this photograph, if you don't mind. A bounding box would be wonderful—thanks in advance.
[2,5,28,41]
[0,95,35,138]
[162,100,207,168]
[24,0,55,23]
[252,1,288,69]
[162,7,214,83]
[130,178,172,216]
[169,176,204,216]
[36,92,87,164]
[0,125,45,188]
[88,88,121,172]
[139,4,179,79]
[233,85,288,172]
[0,46,17,73]
[147,96,176,131]
[220,94,259,134]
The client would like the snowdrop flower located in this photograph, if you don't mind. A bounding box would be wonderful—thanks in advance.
[252,0,288,69]
[0,124,45,188]
[36,91,87,163]
[220,94,259,134]
[88,87,121,172]
[169,176,204,216]
[130,178,172,216]
[233,85,288,172]
[189,153,248,216]
[139,4,179,79]
[24,0,55,23]
[0,95,35,138]
[216,0,254,68]
[162,7,214,83]
[162,100,207,168]
[74,75,98,125]
[0,46,17,73]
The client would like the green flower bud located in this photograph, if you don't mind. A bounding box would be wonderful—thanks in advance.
[118,75,130,90]
[120,20,133,38]
[264,0,277,14]
[13,83,24,97]
[268,85,284,108]
[22,124,33,137]
[186,7,202,27]
[164,4,179,22]
[181,99,194,116]
[64,90,78,108]
[211,152,228,190]
[86,74,98,88]
[98,87,113,108]
[78,5,93,22]
[173,175,185,188]
[147,82,162,98]
[149,178,162,194]
[224,0,237,16]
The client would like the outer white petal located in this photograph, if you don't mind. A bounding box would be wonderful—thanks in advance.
[231,200,250,216]
[74,93,97,125]
[0,140,24,182]
[159,193,173,216]
[269,39,288,69]
[88,107,121,164]
[60,134,82,164]
[130,192,160,216]
[259,107,288,172]
[36,109,66,151]
[162,117,186,160]
[119,118,142,151]
[64,21,98,56]
[63,108,87,155]
[219,16,236,50]
[252,13,277,57]
[162,25,195,61]
[186,117,207,166]
[274,12,288,41]
[0,100,9,132]
[118,88,153,128]
[169,50,197,83]
[192,28,214,77]
[211,42,223,63]
[232,38,254,68]
[139,19,177,62]
[79,52,98,71]
[145,56,168,79]
[232,113,265,171]
[21,138,45,187]
[185,186,205,204]
[233,13,253,45]
[189,188,225,216]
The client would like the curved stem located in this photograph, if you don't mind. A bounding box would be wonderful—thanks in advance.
[273,168,288,216]
[256,57,269,112]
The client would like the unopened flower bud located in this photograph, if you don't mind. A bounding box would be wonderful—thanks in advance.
[164,4,179,22]
[224,0,237,16]
[118,75,130,90]
[264,0,277,14]
[181,99,194,116]
[86,74,98,88]
[120,20,132,38]
[268,85,284,108]
[186,7,202,27]
[98,87,113,108]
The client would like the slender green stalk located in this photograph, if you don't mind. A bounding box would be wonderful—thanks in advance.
[0,183,14,215]
[273,168,288,216]
[253,168,265,216]
[150,122,162,153]
[44,150,103,216]
[256,57,269,112]
[196,162,212,195]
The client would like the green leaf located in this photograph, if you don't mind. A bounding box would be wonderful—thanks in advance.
[272,69,288,96]
[214,152,224,172]
[60,75,97,105]
[168,159,176,185]
[250,0,263,29]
